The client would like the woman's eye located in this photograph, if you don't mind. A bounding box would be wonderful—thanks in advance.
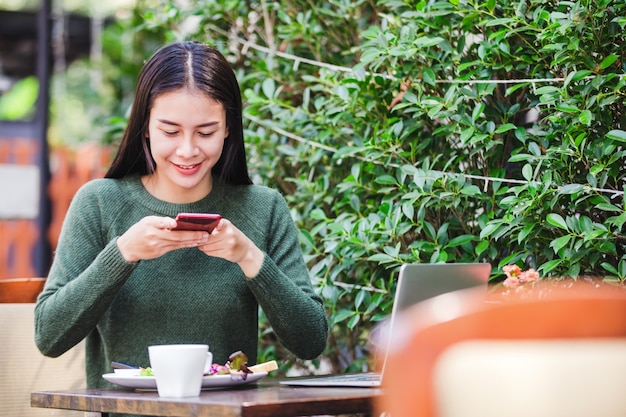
[198,132,214,137]
[162,130,178,136]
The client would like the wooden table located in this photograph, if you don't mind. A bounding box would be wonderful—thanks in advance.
[31,379,381,417]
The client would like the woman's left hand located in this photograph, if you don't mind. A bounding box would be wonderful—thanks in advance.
[197,218,264,278]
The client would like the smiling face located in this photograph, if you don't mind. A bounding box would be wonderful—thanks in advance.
[144,88,229,203]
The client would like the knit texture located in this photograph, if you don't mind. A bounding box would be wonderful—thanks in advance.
[35,176,328,392]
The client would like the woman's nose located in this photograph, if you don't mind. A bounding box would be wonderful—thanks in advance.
[176,135,200,158]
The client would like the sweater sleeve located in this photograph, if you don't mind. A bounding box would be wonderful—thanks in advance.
[34,182,137,357]
[245,192,328,360]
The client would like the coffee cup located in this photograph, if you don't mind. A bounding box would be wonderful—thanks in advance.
[148,344,212,397]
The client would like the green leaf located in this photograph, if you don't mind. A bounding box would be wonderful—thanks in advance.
[485,18,514,27]
[550,235,571,253]
[360,48,382,64]
[595,203,622,213]
[355,290,367,310]
[550,11,567,19]
[333,309,355,324]
[571,70,593,82]
[310,209,327,220]
[479,222,501,239]
[535,86,560,95]
[475,240,489,255]
[518,224,535,244]
[422,68,436,87]
[599,54,618,70]
[498,41,510,55]
[427,104,444,118]
[559,184,584,194]
[460,126,475,142]
[375,175,397,185]
[505,82,530,97]
[528,142,541,157]
[601,262,619,276]
[472,102,485,121]
[495,123,516,134]
[335,85,350,101]
[261,78,276,99]
[539,259,562,275]
[556,104,579,113]
[368,253,397,263]
[606,130,626,142]
[298,230,315,248]
[347,314,360,330]
[509,153,531,163]
[546,213,568,230]
[446,234,476,247]
[578,110,593,126]
[460,185,481,196]
[414,36,446,48]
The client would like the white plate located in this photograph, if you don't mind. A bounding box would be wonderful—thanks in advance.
[102,371,268,390]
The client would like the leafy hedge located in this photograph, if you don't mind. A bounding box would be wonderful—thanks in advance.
[98,0,626,373]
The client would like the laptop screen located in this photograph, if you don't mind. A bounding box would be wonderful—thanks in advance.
[377,263,492,380]
[279,263,491,387]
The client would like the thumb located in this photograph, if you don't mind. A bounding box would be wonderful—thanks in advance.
[158,216,177,230]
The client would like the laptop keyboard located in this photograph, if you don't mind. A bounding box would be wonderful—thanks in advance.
[313,373,380,382]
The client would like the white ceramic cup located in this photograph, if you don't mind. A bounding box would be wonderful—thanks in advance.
[148,344,213,398]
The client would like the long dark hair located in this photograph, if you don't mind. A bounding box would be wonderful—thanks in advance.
[105,41,252,185]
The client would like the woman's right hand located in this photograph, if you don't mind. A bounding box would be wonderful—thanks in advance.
[116,216,209,262]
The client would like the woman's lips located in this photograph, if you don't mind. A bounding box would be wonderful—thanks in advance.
[173,162,201,175]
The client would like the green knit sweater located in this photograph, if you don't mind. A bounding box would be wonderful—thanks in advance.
[35,176,328,390]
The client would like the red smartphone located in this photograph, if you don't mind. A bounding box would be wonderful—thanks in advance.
[172,213,221,233]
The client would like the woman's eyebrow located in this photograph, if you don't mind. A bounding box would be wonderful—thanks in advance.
[156,119,220,128]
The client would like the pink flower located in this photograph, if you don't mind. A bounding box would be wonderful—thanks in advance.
[503,276,521,288]
[503,264,522,278]
[519,268,539,283]
[500,265,541,290]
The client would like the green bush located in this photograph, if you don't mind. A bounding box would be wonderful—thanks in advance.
[99,0,626,374]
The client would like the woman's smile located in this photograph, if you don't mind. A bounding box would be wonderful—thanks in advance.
[172,162,203,175]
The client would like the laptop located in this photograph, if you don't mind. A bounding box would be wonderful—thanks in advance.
[279,262,492,387]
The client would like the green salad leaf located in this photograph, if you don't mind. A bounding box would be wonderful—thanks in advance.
[228,351,251,373]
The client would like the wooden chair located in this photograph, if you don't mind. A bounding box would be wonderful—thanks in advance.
[0,277,46,303]
[0,302,86,417]
[374,280,626,417]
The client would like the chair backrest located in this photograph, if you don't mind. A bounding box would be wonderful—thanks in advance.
[374,280,626,417]
[0,302,86,417]
[0,278,46,302]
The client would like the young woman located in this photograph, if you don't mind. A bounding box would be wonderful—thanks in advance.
[34,41,328,390]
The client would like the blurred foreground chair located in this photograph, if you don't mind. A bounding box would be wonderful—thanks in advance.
[0,297,85,417]
[375,280,626,417]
